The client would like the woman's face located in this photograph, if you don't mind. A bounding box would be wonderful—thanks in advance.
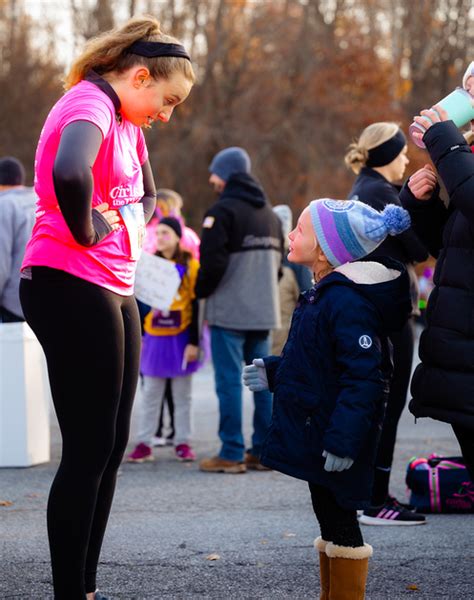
[287,208,318,267]
[385,144,409,182]
[119,69,193,128]
[156,224,180,254]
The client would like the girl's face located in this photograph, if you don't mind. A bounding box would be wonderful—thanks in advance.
[385,145,409,182]
[119,69,193,128]
[287,208,318,267]
[156,224,180,255]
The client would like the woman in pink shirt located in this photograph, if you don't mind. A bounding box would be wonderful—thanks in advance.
[19,16,194,600]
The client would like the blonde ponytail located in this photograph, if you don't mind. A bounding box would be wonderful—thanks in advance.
[344,145,369,175]
[64,16,195,90]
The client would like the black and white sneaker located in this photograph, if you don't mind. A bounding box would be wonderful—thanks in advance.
[359,498,426,526]
[388,494,415,511]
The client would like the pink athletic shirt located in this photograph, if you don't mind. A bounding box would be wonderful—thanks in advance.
[22,80,148,295]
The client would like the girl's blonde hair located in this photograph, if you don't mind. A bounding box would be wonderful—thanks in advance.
[64,16,195,90]
[345,122,400,174]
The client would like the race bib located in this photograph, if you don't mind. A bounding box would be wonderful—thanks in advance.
[120,203,145,260]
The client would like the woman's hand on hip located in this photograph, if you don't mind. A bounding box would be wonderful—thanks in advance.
[93,203,121,230]
[408,164,438,201]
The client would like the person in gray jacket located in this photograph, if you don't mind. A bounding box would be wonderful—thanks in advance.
[0,157,36,322]
[197,147,283,473]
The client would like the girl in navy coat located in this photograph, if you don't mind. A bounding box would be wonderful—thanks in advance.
[244,198,411,600]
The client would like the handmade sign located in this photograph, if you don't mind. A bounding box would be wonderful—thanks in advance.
[134,253,181,310]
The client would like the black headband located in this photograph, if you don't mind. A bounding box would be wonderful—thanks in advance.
[366,129,407,168]
[126,41,191,62]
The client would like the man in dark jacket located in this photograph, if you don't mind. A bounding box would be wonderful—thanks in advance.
[400,110,474,482]
[196,147,283,473]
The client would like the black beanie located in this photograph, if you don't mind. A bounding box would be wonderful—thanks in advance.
[366,129,406,168]
[159,216,182,239]
[0,157,25,186]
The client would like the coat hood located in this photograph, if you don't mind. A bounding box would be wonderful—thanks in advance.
[316,257,411,332]
[219,172,267,207]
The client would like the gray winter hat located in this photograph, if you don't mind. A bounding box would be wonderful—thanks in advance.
[209,147,251,181]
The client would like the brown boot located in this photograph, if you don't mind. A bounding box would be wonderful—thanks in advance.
[245,452,272,471]
[314,537,330,600]
[326,541,373,600]
[199,455,246,473]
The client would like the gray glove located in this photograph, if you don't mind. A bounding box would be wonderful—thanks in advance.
[322,450,354,472]
[242,358,269,392]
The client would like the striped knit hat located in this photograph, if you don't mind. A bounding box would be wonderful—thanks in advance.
[308,199,411,267]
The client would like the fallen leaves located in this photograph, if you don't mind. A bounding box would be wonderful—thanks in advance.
[206,553,221,561]
[0,500,13,507]
[406,584,419,591]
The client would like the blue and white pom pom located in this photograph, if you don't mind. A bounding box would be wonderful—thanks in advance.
[382,204,411,236]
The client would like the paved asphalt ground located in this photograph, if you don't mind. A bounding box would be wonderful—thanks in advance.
[1,358,473,599]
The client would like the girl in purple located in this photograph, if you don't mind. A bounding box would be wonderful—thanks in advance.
[20,17,194,600]
[128,217,204,464]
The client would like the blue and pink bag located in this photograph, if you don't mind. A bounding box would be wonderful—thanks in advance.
[406,455,474,514]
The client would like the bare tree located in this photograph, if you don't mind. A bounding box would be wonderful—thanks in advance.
[1,0,473,222]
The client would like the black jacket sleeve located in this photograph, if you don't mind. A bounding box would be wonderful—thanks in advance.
[188,298,199,345]
[140,159,157,224]
[399,180,449,258]
[195,204,233,299]
[423,120,474,228]
[53,120,114,247]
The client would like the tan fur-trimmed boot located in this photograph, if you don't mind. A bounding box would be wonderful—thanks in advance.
[325,541,373,600]
[314,537,330,600]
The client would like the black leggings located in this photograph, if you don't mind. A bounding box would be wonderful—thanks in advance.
[371,318,415,505]
[308,483,363,547]
[452,424,474,482]
[20,267,141,599]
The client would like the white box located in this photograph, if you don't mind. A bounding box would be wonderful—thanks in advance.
[0,322,51,466]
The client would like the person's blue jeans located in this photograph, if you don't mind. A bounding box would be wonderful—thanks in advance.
[210,326,273,462]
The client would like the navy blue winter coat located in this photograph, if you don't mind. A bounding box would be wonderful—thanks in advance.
[260,258,411,509]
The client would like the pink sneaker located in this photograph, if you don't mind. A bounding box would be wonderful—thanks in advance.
[175,443,196,462]
[126,443,154,463]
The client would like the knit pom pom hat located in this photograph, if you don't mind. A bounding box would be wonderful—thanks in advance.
[309,198,411,267]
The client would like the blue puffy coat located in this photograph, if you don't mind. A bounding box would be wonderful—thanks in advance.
[260,258,411,509]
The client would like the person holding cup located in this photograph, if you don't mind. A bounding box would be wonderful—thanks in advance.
[400,106,474,485]
[345,123,429,526]
[409,61,474,148]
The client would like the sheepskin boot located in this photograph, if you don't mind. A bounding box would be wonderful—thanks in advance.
[325,541,373,600]
[314,537,330,600]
